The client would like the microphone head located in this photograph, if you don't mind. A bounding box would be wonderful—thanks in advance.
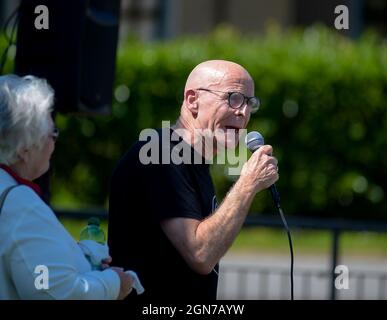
[245,131,265,152]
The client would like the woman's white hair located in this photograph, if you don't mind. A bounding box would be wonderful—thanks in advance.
[0,74,54,165]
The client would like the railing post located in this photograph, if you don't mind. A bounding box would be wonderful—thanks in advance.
[330,229,340,300]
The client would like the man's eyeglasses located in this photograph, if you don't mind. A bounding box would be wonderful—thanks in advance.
[51,127,59,142]
[196,88,260,113]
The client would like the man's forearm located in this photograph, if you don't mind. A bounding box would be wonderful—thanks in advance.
[194,175,256,272]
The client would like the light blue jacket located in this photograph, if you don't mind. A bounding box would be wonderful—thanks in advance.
[0,168,120,300]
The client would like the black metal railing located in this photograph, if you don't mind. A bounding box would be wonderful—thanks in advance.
[243,215,387,300]
[55,208,387,300]
[217,264,387,300]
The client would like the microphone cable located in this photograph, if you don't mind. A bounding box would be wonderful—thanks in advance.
[246,131,294,300]
[272,187,294,300]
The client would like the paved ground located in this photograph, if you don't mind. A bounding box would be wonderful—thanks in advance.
[217,251,387,300]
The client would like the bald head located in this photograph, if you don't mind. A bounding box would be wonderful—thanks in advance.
[184,60,253,92]
[176,60,255,151]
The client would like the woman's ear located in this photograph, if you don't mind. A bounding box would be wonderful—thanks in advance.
[17,148,30,163]
[184,89,199,118]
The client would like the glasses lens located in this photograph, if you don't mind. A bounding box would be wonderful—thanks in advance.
[249,97,260,113]
[52,128,59,141]
[229,92,244,109]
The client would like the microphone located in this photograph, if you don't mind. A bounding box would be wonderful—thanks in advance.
[245,131,294,300]
[245,131,280,206]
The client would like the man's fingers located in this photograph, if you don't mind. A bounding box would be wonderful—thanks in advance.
[257,155,278,171]
[260,153,277,163]
[260,145,273,156]
[251,145,273,162]
[268,164,279,174]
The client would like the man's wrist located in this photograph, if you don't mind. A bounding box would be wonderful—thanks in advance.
[235,175,257,199]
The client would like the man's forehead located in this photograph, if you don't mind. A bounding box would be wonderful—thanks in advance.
[185,60,254,92]
[214,74,255,92]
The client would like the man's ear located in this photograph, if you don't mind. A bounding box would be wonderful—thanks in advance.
[184,89,199,117]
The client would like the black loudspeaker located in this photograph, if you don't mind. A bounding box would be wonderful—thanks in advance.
[14,0,121,114]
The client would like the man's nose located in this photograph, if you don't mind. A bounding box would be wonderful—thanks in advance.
[234,103,250,117]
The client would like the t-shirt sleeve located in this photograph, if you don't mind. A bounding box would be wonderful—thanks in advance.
[143,163,203,222]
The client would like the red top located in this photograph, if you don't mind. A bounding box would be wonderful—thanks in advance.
[0,164,42,197]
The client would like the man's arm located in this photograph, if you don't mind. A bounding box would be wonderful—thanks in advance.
[161,145,278,274]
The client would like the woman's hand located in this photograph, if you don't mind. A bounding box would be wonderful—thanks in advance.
[101,256,112,270]
[110,267,134,300]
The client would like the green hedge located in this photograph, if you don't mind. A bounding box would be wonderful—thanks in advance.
[2,25,387,219]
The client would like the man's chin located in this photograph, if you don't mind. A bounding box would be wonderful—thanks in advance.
[214,137,240,152]
[226,138,240,150]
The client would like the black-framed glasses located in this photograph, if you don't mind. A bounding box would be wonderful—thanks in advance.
[196,88,260,113]
[51,127,59,142]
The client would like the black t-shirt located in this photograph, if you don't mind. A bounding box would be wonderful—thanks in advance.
[108,128,218,301]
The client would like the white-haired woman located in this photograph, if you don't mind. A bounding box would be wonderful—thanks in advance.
[0,74,133,300]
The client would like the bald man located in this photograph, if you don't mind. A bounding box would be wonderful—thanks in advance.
[108,60,278,301]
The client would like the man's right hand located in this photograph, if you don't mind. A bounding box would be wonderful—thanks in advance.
[240,144,279,194]
[110,267,134,300]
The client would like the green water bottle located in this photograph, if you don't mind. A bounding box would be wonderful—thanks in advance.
[80,217,106,244]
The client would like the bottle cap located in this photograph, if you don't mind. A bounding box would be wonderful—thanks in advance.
[87,217,100,226]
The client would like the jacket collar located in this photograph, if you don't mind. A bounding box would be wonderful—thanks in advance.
[0,164,42,197]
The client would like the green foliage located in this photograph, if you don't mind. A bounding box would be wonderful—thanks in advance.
[231,227,387,256]
[2,25,386,218]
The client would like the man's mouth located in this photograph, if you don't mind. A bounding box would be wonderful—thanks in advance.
[224,125,241,132]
